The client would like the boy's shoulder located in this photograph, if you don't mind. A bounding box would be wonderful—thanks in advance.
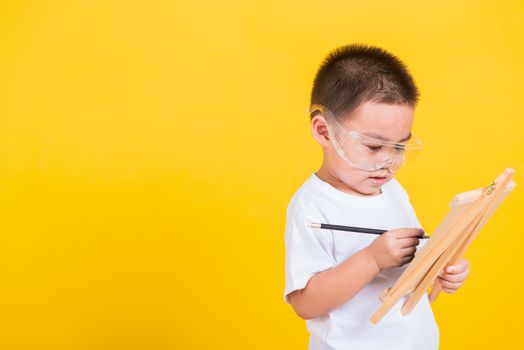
[285,173,324,217]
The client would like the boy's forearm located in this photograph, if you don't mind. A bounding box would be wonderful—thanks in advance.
[290,247,381,320]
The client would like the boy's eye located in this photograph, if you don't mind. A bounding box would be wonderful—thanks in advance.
[365,144,406,153]
[366,145,382,152]
[394,144,406,152]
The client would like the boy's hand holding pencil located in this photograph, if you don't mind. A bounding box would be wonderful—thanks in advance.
[365,228,425,271]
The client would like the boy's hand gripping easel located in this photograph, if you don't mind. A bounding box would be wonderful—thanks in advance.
[370,168,516,324]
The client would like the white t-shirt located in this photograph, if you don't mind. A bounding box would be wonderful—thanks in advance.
[284,172,439,350]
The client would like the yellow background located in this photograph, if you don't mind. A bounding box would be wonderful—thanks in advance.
[1,0,523,348]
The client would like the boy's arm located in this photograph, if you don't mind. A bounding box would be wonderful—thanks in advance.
[287,246,380,320]
[287,227,424,320]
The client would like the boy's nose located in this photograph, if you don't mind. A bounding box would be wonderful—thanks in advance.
[378,158,394,170]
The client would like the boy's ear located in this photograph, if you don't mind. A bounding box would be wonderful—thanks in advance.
[311,115,331,147]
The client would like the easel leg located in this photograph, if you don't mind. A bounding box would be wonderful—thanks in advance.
[401,224,476,315]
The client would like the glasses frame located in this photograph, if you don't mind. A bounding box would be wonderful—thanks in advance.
[309,104,423,173]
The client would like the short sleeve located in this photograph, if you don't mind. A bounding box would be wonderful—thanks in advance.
[283,207,336,304]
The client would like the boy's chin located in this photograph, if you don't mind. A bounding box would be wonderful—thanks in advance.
[360,186,383,196]
[361,176,390,195]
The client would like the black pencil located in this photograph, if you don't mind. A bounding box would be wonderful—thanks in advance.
[310,222,430,239]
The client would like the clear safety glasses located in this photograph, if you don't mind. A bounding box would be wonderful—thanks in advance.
[309,104,423,173]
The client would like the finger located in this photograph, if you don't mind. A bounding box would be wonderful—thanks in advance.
[395,228,425,239]
[445,261,469,274]
[399,246,417,257]
[441,287,457,294]
[401,254,415,265]
[397,237,420,248]
[440,269,470,283]
[438,277,463,290]
[444,266,461,274]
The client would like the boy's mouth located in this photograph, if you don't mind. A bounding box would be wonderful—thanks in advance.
[368,175,388,185]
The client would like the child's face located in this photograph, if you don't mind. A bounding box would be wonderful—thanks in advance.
[312,100,415,196]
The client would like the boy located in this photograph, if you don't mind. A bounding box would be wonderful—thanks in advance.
[283,44,470,349]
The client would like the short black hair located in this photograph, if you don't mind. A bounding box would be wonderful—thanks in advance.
[310,44,419,119]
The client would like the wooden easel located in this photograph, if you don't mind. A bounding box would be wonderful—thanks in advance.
[370,168,517,324]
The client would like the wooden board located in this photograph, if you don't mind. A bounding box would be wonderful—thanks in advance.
[369,168,516,324]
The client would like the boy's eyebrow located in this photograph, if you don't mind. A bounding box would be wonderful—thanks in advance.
[363,132,412,143]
